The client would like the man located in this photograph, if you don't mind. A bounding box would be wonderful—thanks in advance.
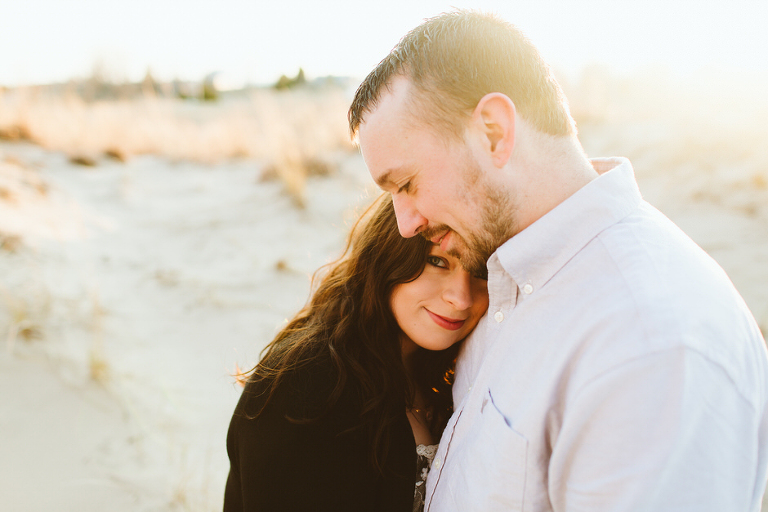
[349,10,768,512]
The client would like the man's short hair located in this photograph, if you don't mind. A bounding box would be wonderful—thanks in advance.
[348,10,575,140]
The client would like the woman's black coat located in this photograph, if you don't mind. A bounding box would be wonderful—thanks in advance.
[224,354,417,511]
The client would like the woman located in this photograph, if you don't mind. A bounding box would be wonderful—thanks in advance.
[224,194,488,512]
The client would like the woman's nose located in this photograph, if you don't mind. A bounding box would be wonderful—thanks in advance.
[442,270,473,311]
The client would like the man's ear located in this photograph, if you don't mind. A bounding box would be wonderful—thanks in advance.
[471,93,516,168]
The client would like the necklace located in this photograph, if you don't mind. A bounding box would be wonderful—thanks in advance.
[409,406,434,422]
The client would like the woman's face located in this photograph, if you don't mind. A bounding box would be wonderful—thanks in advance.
[391,244,489,354]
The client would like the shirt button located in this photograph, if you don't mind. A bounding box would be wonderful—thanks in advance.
[494,311,504,323]
[522,283,534,294]
[433,457,442,469]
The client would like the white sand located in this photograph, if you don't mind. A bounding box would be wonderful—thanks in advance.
[0,141,377,511]
[1,117,767,511]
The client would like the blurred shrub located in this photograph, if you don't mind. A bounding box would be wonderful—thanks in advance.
[274,68,306,91]
[202,82,218,101]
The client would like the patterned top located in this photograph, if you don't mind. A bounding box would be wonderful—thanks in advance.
[413,444,438,512]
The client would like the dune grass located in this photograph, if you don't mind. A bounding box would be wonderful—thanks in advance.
[0,85,356,207]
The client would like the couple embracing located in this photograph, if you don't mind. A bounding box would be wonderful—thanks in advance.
[225,11,768,512]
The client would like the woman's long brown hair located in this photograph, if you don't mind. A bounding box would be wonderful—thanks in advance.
[244,194,459,471]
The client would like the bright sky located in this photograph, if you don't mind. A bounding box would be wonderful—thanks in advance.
[1,0,766,86]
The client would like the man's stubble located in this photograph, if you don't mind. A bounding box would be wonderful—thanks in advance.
[423,152,517,278]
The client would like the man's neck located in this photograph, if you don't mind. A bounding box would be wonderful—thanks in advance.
[506,130,598,234]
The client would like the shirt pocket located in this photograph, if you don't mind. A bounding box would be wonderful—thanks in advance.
[455,387,528,511]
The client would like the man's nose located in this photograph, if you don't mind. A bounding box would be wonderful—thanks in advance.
[392,194,428,238]
[442,271,473,311]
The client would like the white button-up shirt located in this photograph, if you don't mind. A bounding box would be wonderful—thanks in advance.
[425,158,768,511]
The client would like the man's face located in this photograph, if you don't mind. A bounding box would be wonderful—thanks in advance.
[358,77,514,276]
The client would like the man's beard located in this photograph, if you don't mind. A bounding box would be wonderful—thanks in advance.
[421,181,515,279]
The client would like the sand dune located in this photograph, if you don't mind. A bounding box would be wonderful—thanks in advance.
[0,140,377,511]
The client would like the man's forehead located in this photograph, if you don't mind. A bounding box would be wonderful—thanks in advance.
[358,92,413,185]
[359,77,413,133]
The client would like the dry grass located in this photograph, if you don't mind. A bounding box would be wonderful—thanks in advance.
[88,287,110,385]
[259,154,336,208]
[0,85,355,206]
[0,277,50,354]
[0,156,90,247]
[0,86,354,163]
[0,157,48,202]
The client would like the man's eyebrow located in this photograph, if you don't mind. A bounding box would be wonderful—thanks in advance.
[375,169,399,188]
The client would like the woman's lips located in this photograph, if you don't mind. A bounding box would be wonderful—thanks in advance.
[426,310,466,331]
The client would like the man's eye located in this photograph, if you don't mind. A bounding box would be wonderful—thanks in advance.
[397,181,410,194]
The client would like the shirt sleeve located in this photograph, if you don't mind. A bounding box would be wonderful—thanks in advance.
[548,346,762,512]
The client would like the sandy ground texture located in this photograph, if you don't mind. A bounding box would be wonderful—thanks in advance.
[0,141,376,511]
[1,138,767,511]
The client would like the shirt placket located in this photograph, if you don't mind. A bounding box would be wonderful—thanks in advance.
[425,263,519,510]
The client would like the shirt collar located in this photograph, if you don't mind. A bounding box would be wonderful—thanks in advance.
[488,157,642,293]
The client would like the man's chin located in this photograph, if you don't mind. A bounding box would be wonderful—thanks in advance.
[457,255,488,279]
[448,243,488,279]
[422,227,490,277]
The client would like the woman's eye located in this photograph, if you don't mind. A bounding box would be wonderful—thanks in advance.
[426,256,447,268]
